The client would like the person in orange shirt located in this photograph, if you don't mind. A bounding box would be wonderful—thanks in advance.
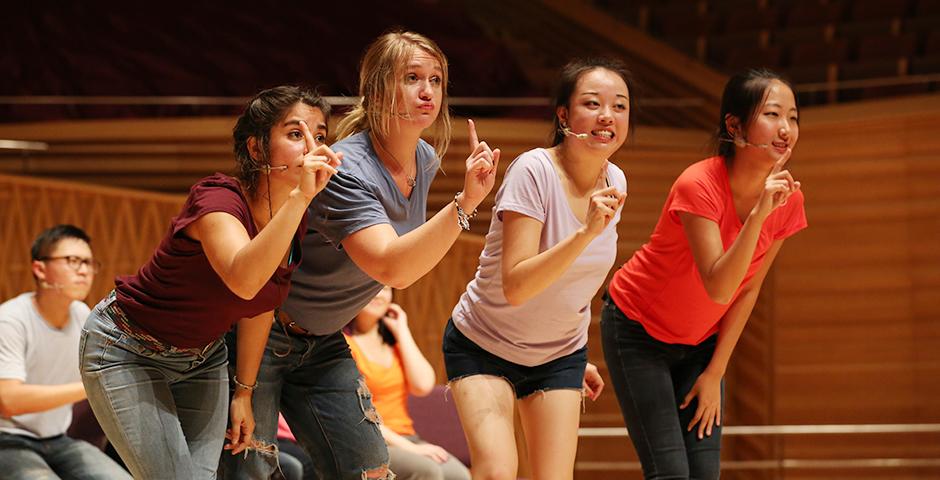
[345,287,470,480]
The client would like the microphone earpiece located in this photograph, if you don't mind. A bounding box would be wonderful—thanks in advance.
[560,126,589,140]
[720,136,769,149]
[252,164,290,174]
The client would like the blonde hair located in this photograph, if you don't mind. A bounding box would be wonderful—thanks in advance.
[335,31,451,159]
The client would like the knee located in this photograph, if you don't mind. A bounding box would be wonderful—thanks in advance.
[470,464,516,480]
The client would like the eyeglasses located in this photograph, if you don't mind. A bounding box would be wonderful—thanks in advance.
[39,255,101,273]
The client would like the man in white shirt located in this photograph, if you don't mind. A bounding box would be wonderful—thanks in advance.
[0,225,130,479]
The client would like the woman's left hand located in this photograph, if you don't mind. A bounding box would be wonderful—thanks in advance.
[583,362,605,401]
[680,369,722,439]
[224,392,255,455]
[460,119,501,211]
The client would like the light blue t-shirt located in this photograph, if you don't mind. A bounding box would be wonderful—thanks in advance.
[283,131,439,334]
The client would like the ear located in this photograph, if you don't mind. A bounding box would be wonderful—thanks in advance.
[556,105,569,127]
[32,260,46,283]
[724,114,741,137]
[247,137,261,162]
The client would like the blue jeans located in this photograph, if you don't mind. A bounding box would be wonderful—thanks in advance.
[79,297,229,480]
[219,325,390,480]
[600,296,723,480]
[0,432,131,480]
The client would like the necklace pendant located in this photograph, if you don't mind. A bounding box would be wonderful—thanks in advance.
[407,177,417,188]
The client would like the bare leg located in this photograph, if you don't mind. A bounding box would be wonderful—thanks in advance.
[517,389,582,480]
[449,375,517,480]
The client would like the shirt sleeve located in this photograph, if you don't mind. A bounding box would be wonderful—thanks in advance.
[773,189,808,240]
[668,167,723,224]
[495,153,547,223]
[0,318,27,381]
[172,181,249,237]
[308,170,390,248]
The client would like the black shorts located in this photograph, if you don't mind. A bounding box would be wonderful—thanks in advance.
[442,319,587,399]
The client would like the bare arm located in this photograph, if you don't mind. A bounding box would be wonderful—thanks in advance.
[188,123,341,299]
[382,304,435,396]
[680,153,798,304]
[342,200,467,289]
[342,120,500,289]
[0,380,85,417]
[501,185,624,306]
[225,311,274,455]
[681,239,785,439]
[704,239,783,378]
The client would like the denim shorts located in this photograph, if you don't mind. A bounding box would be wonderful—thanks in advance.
[442,319,587,399]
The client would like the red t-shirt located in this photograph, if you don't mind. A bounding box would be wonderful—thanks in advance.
[115,174,305,348]
[608,157,807,345]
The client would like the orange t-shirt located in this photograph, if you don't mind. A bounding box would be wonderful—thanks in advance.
[608,156,807,345]
[345,334,415,436]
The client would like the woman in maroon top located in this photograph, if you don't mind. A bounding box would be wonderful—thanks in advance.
[78,86,341,480]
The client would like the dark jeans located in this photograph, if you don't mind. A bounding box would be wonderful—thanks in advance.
[218,326,389,480]
[600,296,723,480]
[0,433,131,480]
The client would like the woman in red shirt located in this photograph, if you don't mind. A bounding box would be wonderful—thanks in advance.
[79,86,340,479]
[601,68,808,479]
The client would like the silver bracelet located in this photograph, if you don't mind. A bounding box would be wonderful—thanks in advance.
[453,192,477,231]
[233,375,258,391]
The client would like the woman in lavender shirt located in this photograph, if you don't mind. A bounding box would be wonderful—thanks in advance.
[444,58,633,480]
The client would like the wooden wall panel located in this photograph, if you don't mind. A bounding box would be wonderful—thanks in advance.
[0,93,938,478]
[0,173,183,304]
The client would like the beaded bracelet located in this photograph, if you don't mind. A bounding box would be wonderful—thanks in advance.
[454,192,478,231]
[233,375,258,391]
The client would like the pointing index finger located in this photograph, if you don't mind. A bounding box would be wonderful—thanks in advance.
[771,147,792,175]
[467,119,479,150]
[299,120,317,154]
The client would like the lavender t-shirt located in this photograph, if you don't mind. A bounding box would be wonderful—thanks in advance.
[451,148,626,366]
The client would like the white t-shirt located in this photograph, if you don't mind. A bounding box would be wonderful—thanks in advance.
[452,148,626,366]
[0,292,89,438]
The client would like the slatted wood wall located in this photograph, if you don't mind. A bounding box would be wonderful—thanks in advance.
[1,93,938,478]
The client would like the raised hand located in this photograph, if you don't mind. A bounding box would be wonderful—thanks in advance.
[583,170,626,237]
[459,119,500,211]
[379,303,409,339]
[752,148,800,219]
[296,120,343,202]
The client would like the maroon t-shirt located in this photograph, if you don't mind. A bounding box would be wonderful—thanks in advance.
[114,174,305,348]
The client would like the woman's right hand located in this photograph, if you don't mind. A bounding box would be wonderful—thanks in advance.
[752,148,800,220]
[582,171,626,237]
[458,119,501,212]
[380,303,409,339]
[406,441,451,464]
[296,120,343,202]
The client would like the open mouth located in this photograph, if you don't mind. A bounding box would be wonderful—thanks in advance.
[592,129,615,140]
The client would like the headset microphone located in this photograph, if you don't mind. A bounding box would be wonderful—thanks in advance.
[252,164,290,174]
[560,126,589,140]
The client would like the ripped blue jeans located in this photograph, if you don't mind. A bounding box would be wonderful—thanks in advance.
[219,326,390,480]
